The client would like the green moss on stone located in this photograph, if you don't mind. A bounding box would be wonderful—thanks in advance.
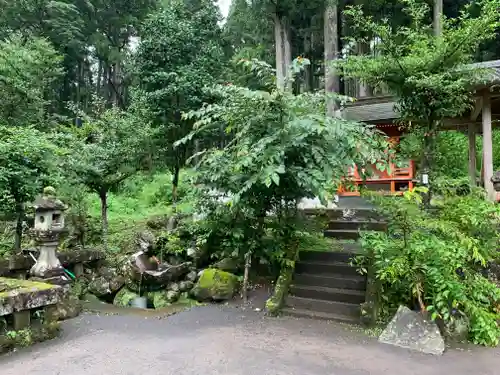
[190,269,239,301]
[0,277,55,298]
[265,266,294,315]
[113,288,139,307]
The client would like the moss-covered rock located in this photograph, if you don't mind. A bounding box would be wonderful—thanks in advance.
[54,295,82,321]
[113,288,140,307]
[149,289,180,309]
[265,266,293,315]
[190,269,239,302]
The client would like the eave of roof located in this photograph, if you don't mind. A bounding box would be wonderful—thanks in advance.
[342,60,500,122]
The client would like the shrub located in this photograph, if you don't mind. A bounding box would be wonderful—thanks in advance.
[357,188,500,346]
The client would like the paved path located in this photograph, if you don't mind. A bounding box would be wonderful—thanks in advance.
[1,305,499,375]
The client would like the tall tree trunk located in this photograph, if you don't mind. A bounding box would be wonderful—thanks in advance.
[172,165,180,205]
[283,18,292,90]
[14,202,24,253]
[274,14,286,90]
[434,0,443,36]
[324,3,340,116]
[96,60,102,98]
[99,190,108,250]
[242,250,252,302]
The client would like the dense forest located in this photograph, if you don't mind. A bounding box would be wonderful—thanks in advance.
[0,0,500,346]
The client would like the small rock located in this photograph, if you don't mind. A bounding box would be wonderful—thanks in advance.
[379,306,445,355]
[186,270,198,282]
[54,295,82,321]
[178,280,194,292]
[113,288,140,307]
[166,290,180,303]
[167,282,180,292]
[443,312,469,343]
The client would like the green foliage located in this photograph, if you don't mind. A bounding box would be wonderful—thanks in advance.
[67,107,155,199]
[0,35,63,128]
[0,126,59,210]
[339,0,500,175]
[177,58,388,308]
[133,0,225,180]
[180,58,388,208]
[357,189,500,346]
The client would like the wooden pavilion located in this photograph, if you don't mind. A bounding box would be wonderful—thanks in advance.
[337,59,500,201]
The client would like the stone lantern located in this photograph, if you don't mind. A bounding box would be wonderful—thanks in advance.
[30,187,69,285]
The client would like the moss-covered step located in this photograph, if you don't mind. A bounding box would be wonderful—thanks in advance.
[0,277,66,317]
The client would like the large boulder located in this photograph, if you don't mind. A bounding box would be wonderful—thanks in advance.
[379,306,445,355]
[190,269,239,302]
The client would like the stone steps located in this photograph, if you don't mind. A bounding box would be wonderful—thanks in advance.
[286,295,360,316]
[289,285,365,304]
[295,261,360,277]
[281,307,359,323]
[293,273,366,291]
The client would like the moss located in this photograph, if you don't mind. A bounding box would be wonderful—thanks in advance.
[0,321,60,354]
[265,266,294,315]
[190,269,239,301]
[113,288,139,307]
[0,277,54,299]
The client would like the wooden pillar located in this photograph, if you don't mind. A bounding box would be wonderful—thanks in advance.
[482,91,495,200]
[468,123,477,187]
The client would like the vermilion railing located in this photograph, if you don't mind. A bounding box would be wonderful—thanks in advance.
[338,160,416,196]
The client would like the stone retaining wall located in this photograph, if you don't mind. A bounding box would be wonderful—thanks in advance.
[0,249,105,279]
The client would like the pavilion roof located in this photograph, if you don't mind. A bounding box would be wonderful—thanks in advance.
[342,60,500,123]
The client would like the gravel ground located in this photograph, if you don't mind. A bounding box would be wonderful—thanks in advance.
[1,301,499,375]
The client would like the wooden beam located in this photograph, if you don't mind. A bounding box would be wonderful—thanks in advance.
[468,123,477,187]
[482,90,495,200]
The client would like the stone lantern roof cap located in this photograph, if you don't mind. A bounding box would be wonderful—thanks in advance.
[32,187,66,212]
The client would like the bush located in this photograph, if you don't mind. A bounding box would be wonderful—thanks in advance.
[357,188,500,346]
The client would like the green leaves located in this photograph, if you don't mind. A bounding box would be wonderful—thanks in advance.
[359,191,500,346]
[0,125,60,210]
[339,0,500,126]
[65,107,155,195]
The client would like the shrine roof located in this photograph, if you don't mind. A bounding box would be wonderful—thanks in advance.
[342,59,500,123]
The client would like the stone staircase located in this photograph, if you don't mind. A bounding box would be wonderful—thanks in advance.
[283,206,385,322]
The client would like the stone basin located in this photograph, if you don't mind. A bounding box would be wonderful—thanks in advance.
[0,277,66,317]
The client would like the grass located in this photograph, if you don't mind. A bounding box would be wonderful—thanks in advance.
[85,171,196,254]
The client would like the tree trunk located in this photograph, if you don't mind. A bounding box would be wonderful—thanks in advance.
[99,190,108,250]
[96,60,102,98]
[324,3,340,116]
[283,18,292,90]
[14,203,24,253]
[172,165,180,205]
[434,0,443,37]
[242,250,252,302]
[274,14,286,90]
